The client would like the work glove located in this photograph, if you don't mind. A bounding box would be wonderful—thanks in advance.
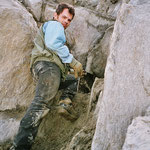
[69,58,83,78]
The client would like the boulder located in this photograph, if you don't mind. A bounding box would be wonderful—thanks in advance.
[62,126,95,150]
[0,0,37,110]
[74,0,99,8]
[0,113,21,143]
[87,78,104,116]
[92,0,150,149]
[96,0,122,19]
[23,0,43,21]
[42,2,55,22]
[122,116,150,150]
[75,0,122,20]
[86,26,113,77]
[56,0,74,5]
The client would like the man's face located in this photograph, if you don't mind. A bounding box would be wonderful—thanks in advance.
[54,8,73,29]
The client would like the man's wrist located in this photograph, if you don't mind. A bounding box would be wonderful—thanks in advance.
[70,57,78,68]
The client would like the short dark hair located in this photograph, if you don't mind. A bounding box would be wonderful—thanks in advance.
[56,3,75,19]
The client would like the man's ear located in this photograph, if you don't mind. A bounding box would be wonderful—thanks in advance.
[53,12,58,20]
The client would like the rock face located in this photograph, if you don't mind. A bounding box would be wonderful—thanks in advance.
[0,0,37,111]
[122,106,150,150]
[122,116,150,150]
[74,0,122,20]
[92,0,150,150]
[86,26,113,77]
[0,0,116,147]
[23,0,43,21]
[0,0,37,145]
[0,112,21,143]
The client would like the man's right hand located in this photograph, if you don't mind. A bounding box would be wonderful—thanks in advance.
[69,58,83,78]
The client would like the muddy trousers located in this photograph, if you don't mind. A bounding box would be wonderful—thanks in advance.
[13,61,77,150]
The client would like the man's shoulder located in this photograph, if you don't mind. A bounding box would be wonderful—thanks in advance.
[43,20,64,34]
[44,20,63,28]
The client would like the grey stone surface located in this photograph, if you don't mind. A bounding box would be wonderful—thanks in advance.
[23,0,43,21]
[92,1,150,150]
[122,116,150,150]
[86,26,113,77]
[0,0,37,111]
[0,114,20,143]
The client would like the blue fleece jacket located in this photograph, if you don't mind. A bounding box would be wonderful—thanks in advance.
[43,21,73,63]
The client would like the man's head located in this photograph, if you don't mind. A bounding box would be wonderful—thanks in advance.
[54,3,75,29]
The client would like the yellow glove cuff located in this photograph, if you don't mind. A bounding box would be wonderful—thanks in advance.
[69,57,78,68]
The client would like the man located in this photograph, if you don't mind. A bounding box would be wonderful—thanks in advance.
[10,3,83,150]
